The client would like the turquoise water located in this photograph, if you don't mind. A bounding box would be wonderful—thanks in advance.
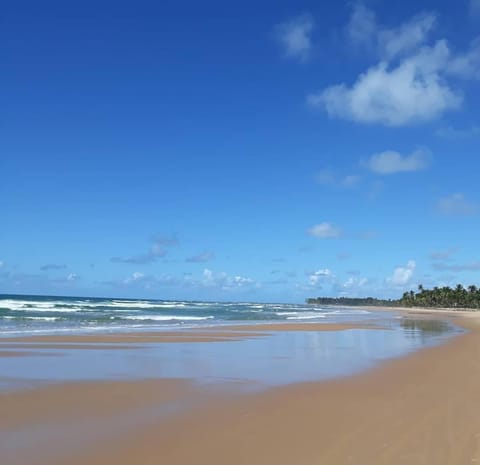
[1,294,378,336]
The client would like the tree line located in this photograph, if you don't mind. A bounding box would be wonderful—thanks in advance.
[307,284,480,309]
[305,296,400,306]
[399,284,480,309]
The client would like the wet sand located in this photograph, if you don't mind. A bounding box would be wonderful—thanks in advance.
[0,379,195,432]
[0,322,377,345]
[2,317,480,464]
[0,331,263,345]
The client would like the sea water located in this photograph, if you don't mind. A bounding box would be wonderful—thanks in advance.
[0,294,378,336]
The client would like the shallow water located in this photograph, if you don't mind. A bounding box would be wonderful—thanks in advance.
[0,316,461,391]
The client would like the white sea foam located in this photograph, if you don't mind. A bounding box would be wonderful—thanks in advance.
[286,314,326,320]
[25,316,60,321]
[0,301,81,313]
[0,300,62,310]
[276,309,327,316]
[147,303,187,309]
[0,298,191,312]
[328,309,371,315]
[2,316,60,321]
[63,301,178,309]
[123,315,214,321]
[107,301,187,309]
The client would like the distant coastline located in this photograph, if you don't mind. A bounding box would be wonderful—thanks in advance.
[306,297,401,307]
[307,283,480,311]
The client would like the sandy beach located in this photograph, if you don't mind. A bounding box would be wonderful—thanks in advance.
[0,313,479,465]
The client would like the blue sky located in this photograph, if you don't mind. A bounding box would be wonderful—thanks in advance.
[2,0,480,302]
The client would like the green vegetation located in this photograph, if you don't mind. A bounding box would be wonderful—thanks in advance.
[305,297,400,306]
[307,284,480,310]
[399,284,480,309]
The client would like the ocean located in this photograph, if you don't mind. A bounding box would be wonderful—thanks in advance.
[0,294,375,336]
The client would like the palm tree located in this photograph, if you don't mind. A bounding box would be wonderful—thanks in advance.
[455,284,466,307]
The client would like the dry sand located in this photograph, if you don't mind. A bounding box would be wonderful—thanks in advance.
[2,316,480,465]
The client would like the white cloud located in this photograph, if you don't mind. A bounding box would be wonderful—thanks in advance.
[378,13,436,60]
[437,193,478,216]
[335,275,370,297]
[365,149,431,174]
[447,37,480,79]
[347,3,376,47]
[308,269,334,286]
[309,41,461,126]
[316,170,360,188]
[346,4,436,59]
[309,6,479,126]
[202,268,214,283]
[387,260,416,286]
[66,273,80,282]
[342,276,368,289]
[231,275,255,286]
[123,272,150,285]
[274,13,314,61]
[119,272,177,289]
[202,269,256,290]
[307,222,342,239]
